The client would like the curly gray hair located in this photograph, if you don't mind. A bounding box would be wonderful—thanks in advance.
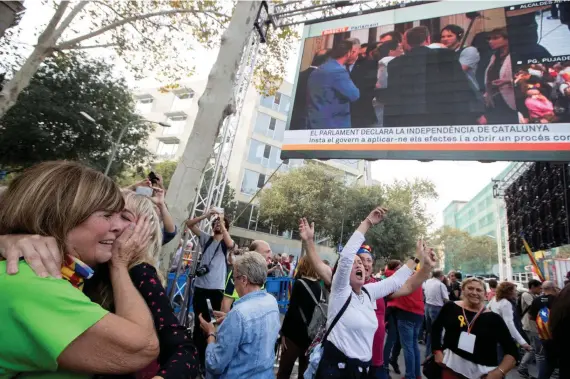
[233,251,268,286]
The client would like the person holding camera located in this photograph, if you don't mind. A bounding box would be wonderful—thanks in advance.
[186,209,234,370]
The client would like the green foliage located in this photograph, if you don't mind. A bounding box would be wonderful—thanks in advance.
[258,164,437,262]
[429,226,498,274]
[0,52,154,176]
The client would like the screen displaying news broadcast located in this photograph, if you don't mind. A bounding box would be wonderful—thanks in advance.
[281,0,570,161]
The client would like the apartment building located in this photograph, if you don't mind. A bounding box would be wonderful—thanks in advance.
[134,80,370,260]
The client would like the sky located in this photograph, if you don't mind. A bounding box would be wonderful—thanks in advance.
[14,1,513,228]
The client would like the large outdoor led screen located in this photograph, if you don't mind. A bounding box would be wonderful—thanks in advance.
[281,0,570,161]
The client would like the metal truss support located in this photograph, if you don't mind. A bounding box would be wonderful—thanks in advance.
[270,0,420,28]
[492,162,535,280]
[170,30,261,324]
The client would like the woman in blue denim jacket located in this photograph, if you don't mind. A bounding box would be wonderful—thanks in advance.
[199,251,280,379]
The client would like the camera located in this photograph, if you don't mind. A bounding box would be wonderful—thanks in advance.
[196,265,210,277]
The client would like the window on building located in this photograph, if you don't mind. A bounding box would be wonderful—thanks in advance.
[156,141,179,160]
[241,169,265,195]
[260,93,291,114]
[165,115,186,135]
[257,173,266,188]
[253,112,286,141]
[279,94,291,114]
[171,91,193,111]
[263,144,271,158]
[136,97,153,113]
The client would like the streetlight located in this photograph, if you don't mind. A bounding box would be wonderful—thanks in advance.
[79,111,170,176]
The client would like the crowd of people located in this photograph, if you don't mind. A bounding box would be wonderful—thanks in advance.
[0,161,570,379]
[514,63,570,123]
[290,17,570,130]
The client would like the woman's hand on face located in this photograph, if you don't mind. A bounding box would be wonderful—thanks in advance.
[298,218,314,241]
[367,207,387,225]
[198,313,216,335]
[1,235,62,278]
[111,216,152,268]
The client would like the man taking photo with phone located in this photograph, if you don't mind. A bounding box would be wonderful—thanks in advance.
[186,209,234,371]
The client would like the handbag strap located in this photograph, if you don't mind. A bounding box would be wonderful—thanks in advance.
[299,278,321,306]
[298,278,324,325]
[322,294,351,343]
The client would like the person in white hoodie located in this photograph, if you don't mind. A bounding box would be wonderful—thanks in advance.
[488,281,531,357]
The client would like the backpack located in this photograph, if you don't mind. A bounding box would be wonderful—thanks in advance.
[298,279,327,340]
[516,292,532,319]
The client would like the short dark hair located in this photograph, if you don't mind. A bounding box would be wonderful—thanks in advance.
[489,279,498,289]
[528,279,542,289]
[387,260,401,270]
[432,270,443,278]
[441,24,465,40]
[380,31,402,43]
[211,216,230,231]
[489,27,508,40]
[377,40,400,59]
[406,26,430,47]
[454,272,463,280]
[329,39,354,59]
[311,49,330,67]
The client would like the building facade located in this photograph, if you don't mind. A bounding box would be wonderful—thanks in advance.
[0,1,25,40]
[441,163,528,276]
[134,80,369,261]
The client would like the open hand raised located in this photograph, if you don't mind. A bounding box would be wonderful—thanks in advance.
[298,218,314,241]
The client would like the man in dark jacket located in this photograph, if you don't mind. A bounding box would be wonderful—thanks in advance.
[382,26,484,128]
[289,49,330,130]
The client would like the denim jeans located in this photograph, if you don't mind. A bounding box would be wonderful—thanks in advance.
[398,315,423,379]
[424,304,442,358]
[538,340,559,379]
[519,331,540,373]
[382,310,401,374]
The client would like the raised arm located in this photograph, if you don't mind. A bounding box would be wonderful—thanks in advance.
[331,207,387,296]
[388,243,435,299]
[217,214,235,249]
[185,209,215,236]
[299,218,332,286]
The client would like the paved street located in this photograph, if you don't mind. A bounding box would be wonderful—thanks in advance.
[275,343,534,378]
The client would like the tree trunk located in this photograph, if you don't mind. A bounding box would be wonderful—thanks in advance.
[162,0,261,268]
[0,47,53,118]
[0,1,70,119]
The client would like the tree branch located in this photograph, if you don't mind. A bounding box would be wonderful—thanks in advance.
[37,0,70,45]
[52,2,88,41]
[65,43,119,50]
[55,8,230,50]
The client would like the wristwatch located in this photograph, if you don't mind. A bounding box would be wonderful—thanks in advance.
[207,333,217,341]
[409,257,420,264]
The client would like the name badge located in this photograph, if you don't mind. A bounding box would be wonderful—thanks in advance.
[458,331,476,354]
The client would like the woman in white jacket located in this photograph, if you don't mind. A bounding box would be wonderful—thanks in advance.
[304,206,436,379]
[488,281,531,354]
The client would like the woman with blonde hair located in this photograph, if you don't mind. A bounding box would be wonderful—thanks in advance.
[278,256,322,378]
[0,161,159,378]
[432,277,518,379]
[488,281,531,352]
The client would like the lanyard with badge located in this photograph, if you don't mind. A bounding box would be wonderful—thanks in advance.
[457,306,484,354]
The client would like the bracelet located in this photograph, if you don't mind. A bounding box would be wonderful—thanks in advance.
[207,333,217,340]
[365,217,375,226]
[497,367,506,377]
